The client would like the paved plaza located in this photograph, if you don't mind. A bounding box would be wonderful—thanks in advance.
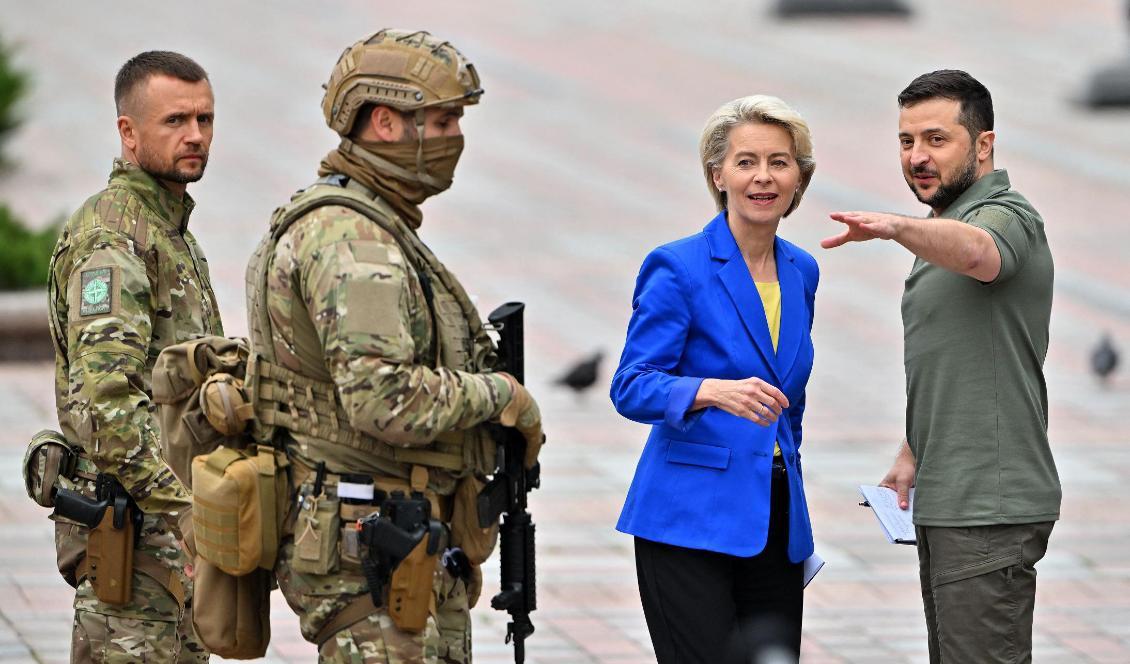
[0,1,1128,661]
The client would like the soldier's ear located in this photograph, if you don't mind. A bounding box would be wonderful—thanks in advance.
[118,115,137,151]
[370,106,402,143]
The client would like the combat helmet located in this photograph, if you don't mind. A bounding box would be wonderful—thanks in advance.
[322,29,483,136]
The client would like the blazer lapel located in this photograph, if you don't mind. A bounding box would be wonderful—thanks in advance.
[706,215,781,383]
[775,239,803,382]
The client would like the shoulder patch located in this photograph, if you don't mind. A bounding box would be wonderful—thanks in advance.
[343,280,401,336]
[349,241,389,265]
[968,204,1019,235]
[79,267,115,317]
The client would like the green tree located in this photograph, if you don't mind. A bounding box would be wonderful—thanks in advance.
[0,205,56,289]
[0,33,51,290]
[0,34,27,162]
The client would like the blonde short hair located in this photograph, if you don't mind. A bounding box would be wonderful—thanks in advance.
[699,95,815,217]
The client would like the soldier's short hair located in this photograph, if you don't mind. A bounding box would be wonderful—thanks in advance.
[114,51,209,116]
[898,70,994,142]
[699,95,816,217]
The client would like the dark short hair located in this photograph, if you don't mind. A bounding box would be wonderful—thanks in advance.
[897,70,993,141]
[114,51,208,115]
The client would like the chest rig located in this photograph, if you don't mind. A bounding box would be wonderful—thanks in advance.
[245,176,498,479]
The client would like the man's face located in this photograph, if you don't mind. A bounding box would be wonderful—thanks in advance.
[123,75,214,186]
[898,97,980,213]
[398,107,464,141]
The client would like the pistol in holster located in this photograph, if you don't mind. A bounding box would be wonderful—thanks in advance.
[52,474,142,605]
[356,490,444,633]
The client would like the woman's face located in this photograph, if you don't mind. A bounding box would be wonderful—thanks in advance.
[712,122,801,228]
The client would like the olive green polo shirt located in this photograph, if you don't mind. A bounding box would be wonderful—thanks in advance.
[902,169,1060,526]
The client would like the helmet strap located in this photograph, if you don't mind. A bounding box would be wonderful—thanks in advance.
[414,108,429,182]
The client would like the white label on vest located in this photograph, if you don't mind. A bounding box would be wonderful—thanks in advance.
[338,481,375,501]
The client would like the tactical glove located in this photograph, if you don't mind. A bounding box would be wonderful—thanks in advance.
[497,372,544,469]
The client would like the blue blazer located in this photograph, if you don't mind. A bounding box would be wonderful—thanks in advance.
[611,212,818,561]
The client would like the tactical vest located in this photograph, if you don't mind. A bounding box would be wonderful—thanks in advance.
[244,176,497,480]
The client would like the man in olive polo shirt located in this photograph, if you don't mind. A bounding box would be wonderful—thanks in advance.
[822,69,1059,663]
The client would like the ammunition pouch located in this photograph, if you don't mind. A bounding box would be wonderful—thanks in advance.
[292,488,342,576]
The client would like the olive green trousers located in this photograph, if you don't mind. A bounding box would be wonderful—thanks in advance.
[916,521,1054,664]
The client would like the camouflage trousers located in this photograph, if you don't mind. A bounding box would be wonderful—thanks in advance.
[276,540,474,663]
[56,515,208,663]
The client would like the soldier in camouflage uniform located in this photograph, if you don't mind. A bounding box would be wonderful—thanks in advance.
[46,51,220,662]
[243,30,544,663]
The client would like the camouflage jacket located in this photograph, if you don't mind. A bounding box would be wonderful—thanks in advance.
[48,159,223,517]
[252,182,510,491]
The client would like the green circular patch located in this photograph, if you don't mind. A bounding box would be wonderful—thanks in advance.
[82,279,108,305]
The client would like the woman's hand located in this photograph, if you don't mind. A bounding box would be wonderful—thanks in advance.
[693,377,789,426]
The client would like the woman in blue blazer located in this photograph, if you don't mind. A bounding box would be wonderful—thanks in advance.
[611,95,818,663]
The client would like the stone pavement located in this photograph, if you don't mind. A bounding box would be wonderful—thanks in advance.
[1,1,1129,661]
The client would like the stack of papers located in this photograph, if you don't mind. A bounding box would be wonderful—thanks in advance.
[858,485,916,545]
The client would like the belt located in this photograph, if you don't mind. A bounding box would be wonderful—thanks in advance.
[289,457,453,522]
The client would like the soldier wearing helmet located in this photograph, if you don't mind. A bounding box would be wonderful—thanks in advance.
[243,30,544,663]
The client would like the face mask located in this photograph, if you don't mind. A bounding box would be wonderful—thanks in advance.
[351,135,465,199]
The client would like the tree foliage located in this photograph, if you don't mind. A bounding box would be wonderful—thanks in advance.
[0,34,27,160]
[0,34,48,290]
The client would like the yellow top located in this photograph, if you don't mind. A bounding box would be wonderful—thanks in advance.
[755,281,782,457]
[755,281,781,351]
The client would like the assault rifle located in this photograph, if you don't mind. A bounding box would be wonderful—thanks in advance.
[479,302,539,663]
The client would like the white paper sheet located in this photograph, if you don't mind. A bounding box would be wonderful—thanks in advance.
[858,485,917,545]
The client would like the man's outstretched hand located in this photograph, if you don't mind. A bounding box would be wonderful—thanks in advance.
[821,211,904,249]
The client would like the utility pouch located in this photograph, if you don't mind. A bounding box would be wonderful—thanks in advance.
[23,430,78,508]
[192,558,271,659]
[292,488,341,576]
[192,445,289,576]
[450,474,499,565]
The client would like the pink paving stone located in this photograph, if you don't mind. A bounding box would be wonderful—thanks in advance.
[579,638,649,657]
[601,656,663,664]
[1039,612,1105,636]
[268,639,319,661]
[1058,635,1130,660]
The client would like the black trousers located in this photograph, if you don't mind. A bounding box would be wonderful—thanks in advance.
[635,463,803,664]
